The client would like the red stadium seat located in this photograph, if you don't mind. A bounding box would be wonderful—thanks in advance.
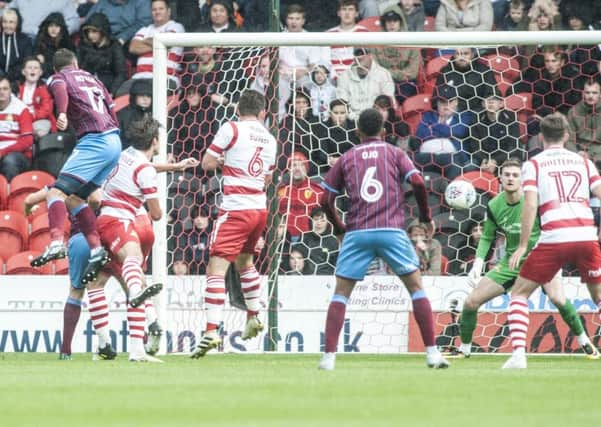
[53,257,69,275]
[0,255,4,274]
[5,251,52,275]
[402,93,432,135]
[504,93,533,143]
[357,16,381,32]
[114,95,130,113]
[28,214,71,252]
[422,55,451,94]
[481,54,521,95]
[28,214,50,253]
[0,174,7,210]
[0,210,29,261]
[8,170,55,214]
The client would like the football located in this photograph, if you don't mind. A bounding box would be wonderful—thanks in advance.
[444,180,477,210]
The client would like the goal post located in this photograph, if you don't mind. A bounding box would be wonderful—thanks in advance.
[152,30,601,355]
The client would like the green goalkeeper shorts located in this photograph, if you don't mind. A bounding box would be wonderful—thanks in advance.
[484,259,519,292]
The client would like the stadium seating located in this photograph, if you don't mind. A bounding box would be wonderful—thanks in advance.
[0,255,4,274]
[114,94,130,113]
[7,170,55,214]
[402,93,432,134]
[422,55,451,94]
[358,16,381,32]
[53,257,69,275]
[504,92,534,143]
[0,210,29,261]
[0,174,8,210]
[481,53,521,96]
[5,251,52,275]
[423,16,435,31]
[440,255,449,275]
[28,215,50,253]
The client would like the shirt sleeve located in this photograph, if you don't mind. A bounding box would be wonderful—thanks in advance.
[136,165,159,200]
[322,153,344,194]
[475,205,497,259]
[522,160,538,193]
[587,159,601,192]
[207,122,235,157]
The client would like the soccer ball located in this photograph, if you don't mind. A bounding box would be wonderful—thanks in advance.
[444,180,477,210]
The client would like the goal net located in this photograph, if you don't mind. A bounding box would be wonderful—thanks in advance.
[151,30,601,354]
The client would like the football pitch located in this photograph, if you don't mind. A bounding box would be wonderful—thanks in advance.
[0,353,598,427]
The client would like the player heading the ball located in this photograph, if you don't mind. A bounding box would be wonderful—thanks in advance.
[318,108,449,370]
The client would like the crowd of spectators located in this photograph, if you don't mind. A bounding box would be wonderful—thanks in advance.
[0,0,600,277]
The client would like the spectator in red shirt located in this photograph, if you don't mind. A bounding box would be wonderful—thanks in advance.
[0,75,33,179]
[17,56,56,140]
[277,151,324,241]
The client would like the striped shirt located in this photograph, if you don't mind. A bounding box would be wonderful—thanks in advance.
[48,66,118,138]
[132,20,184,83]
[322,139,418,231]
[0,95,33,157]
[522,147,601,243]
[207,119,277,211]
[326,24,369,78]
[100,147,158,221]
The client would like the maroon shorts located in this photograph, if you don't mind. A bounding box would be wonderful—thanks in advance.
[209,209,267,262]
[520,241,601,284]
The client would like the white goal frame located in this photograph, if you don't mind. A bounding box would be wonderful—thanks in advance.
[151,29,601,282]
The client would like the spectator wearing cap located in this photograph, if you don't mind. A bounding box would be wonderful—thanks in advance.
[374,6,422,105]
[399,0,425,32]
[566,78,601,165]
[277,151,324,241]
[413,84,476,180]
[435,0,493,32]
[435,47,497,113]
[77,12,127,96]
[469,92,524,166]
[336,47,395,120]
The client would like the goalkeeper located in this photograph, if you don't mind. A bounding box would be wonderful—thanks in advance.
[451,159,599,358]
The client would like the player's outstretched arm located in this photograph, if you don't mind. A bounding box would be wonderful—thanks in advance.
[201,152,223,172]
[154,157,200,173]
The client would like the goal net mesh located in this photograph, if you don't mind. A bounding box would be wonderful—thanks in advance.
[156,35,601,354]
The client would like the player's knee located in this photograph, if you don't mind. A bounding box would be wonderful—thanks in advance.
[69,287,85,300]
[87,189,103,210]
[463,295,480,311]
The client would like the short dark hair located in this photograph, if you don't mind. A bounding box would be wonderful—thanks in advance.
[329,98,348,111]
[338,0,358,10]
[500,158,522,173]
[358,108,384,137]
[584,77,601,89]
[540,113,569,143]
[310,206,325,218]
[53,48,77,71]
[22,56,42,70]
[237,89,265,116]
[126,116,161,151]
[286,3,305,17]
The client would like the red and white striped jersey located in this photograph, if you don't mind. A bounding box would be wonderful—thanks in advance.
[132,20,184,83]
[0,95,33,157]
[207,120,277,211]
[326,24,369,77]
[100,147,159,221]
[522,147,601,243]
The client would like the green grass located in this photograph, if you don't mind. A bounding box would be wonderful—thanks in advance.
[0,353,598,427]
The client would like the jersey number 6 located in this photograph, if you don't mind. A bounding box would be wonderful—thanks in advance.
[360,166,383,203]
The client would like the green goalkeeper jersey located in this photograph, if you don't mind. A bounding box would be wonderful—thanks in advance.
[475,192,540,260]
